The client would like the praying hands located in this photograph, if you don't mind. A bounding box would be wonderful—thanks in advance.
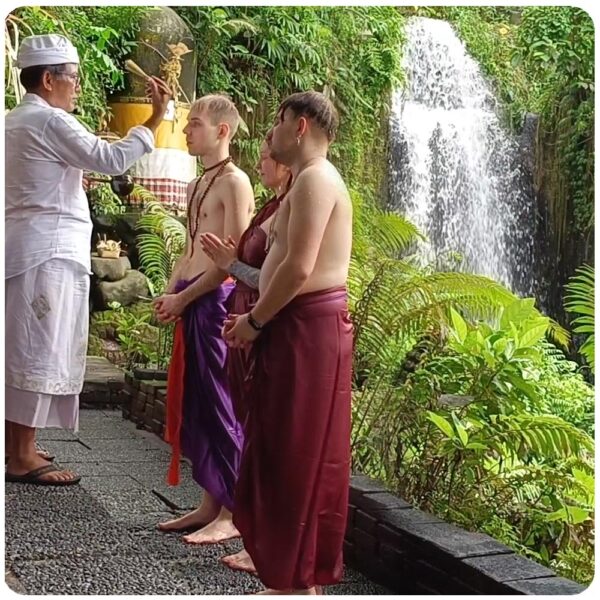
[200,232,237,270]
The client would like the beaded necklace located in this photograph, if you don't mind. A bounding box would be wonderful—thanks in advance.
[187,156,232,257]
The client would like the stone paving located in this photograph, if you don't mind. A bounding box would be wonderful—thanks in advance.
[5,409,389,595]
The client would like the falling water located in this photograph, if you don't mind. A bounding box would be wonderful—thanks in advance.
[388,17,537,296]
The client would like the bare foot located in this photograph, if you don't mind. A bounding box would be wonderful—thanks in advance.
[5,448,54,463]
[157,506,218,532]
[35,449,53,461]
[221,549,257,575]
[183,512,240,545]
[255,587,321,595]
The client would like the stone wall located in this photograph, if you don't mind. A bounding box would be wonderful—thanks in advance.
[122,371,167,436]
[346,474,586,595]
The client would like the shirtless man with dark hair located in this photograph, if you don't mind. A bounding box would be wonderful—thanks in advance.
[224,91,353,594]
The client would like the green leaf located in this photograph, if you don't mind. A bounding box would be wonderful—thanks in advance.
[566,506,591,524]
[512,347,541,361]
[517,318,549,348]
[564,265,594,371]
[505,373,538,401]
[501,298,537,329]
[451,413,469,446]
[492,337,508,354]
[466,442,487,450]
[546,508,567,522]
[426,411,455,439]
[450,308,468,343]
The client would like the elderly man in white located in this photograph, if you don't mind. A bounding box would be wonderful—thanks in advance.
[5,34,171,486]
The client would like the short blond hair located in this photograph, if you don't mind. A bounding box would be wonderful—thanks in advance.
[191,94,240,139]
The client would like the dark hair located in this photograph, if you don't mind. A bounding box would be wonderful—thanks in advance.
[279,91,339,142]
[19,64,67,92]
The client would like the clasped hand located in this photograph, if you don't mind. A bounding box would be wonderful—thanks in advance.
[153,293,185,323]
[222,313,260,348]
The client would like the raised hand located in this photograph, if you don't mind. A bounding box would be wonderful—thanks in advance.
[145,76,172,118]
[200,232,237,270]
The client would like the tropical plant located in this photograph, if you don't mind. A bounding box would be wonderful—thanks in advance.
[88,182,126,219]
[136,196,186,296]
[348,188,593,582]
[536,340,594,435]
[564,264,594,372]
[351,294,594,583]
[349,190,569,386]
[90,301,173,371]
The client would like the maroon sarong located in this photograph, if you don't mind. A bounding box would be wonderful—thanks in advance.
[233,286,353,589]
[227,195,283,424]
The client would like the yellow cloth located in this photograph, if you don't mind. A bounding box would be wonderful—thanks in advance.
[108,102,189,151]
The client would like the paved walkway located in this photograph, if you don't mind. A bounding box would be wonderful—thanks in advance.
[5,409,388,595]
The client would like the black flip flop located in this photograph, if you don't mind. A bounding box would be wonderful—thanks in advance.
[5,464,81,486]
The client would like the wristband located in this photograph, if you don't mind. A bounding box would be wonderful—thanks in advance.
[247,312,263,331]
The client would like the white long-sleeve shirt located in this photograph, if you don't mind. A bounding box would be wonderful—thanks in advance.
[5,93,155,278]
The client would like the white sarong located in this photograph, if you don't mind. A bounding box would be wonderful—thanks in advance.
[5,258,89,429]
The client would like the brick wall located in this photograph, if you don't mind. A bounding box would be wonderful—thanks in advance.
[346,474,587,595]
[122,372,167,436]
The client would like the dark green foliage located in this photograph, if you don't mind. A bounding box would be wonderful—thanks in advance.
[174,6,404,190]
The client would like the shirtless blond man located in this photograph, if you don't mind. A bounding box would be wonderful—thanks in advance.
[224,91,353,594]
[154,94,254,545]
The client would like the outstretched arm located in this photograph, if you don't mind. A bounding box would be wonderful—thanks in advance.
[45,77,171,175]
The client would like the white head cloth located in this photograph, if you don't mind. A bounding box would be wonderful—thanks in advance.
[16,34,79,69]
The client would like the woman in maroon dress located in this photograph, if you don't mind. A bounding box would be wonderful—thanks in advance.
[199,141,291,574]
[201,140,291,423]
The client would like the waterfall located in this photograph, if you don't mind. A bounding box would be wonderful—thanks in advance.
[388,17,537,296]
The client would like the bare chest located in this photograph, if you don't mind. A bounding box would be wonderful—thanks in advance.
[267,197,291,252]
[187,178,225,237]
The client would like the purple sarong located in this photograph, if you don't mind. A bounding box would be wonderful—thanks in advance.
[174,275,243,511]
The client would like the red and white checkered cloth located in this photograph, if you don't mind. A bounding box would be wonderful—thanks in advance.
[132,177,189,213]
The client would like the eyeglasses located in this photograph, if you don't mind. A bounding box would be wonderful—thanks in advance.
[56,72,81,86]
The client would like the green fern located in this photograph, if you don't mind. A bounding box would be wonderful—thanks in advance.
[136,198,186,295]
[350,190,570,378]
[490,414,594,460]
[564,264,594,371]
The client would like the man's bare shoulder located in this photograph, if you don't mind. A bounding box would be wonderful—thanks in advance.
[187,176,201,189]
[218,166,253,205]
[291,160,347,199]
[221,165,252,189]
